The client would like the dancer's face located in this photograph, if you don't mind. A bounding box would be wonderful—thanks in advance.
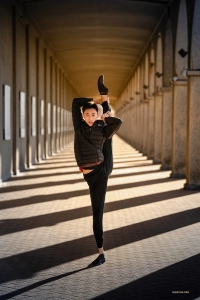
[82,108,99,127]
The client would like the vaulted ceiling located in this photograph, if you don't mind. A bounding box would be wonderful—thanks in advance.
[21,0,172,105]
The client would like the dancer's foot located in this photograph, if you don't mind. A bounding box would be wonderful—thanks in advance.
[98,75,109,95]
[89,254,105,267]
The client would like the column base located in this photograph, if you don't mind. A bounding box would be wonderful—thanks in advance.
[147,155,154,160]
[170,172,186,179]
[1,171,13,183]
[160,165,171,171]
[184,183,200,190]
[13,169,20,176]
[153,160,161,165]
[19,164,27,172]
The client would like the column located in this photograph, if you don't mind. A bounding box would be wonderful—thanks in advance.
[161,87,172,170]
[139,101,144,152]
[136,102,140,150]
[130,101,134,146]
[132,101,137,146]
[147,96,154,159]
[154,92,162,163]
[185,71,200,189]
[142,99,149,156]
[171,80,187,178]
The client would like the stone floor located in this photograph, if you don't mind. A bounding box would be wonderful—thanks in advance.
[0,135,200,300]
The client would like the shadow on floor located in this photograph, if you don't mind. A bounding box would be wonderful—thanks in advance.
[5,170,81,182]
[1,189,199,235]
[4,168,162,183]
[0,206,200,285]
[0,267,89,300]
[91,253,200,300]
[112,162,156,170]
[34,160,77,165]
[110,169,166,179]
[0,175,182,203]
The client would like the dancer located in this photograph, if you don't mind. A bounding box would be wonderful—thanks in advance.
[72,75,122,266]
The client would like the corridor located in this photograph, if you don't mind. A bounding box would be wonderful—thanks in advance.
[0,135,200,300]
[1,0,200,298]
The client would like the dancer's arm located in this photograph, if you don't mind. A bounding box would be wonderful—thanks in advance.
[72,98,93,131]
[103,116,122,139]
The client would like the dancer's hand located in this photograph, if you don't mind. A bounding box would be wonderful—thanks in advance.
[101,111,112,120]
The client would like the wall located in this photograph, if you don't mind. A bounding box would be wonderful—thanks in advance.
[0,0,78,183]
[0,0,13,182]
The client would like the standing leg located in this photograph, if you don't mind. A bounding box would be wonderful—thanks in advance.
[84,165,108,247]
[84,165,108,266]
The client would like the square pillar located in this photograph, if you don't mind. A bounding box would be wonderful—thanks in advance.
[132,102,137,146]
[154,92,162,163]
[161,87,172,170]
[135,103,140,149]
[185,71,200,189]
[142,99,149,156]
[171,80,187,178]
[139,102,144,152]
[147,96,154,159]
[130,102,134,146]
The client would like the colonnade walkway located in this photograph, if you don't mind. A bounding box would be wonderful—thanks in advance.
[0,135,200,300]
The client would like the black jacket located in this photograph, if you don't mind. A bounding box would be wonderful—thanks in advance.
[72,98,122,167]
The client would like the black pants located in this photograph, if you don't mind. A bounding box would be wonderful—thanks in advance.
[83,139,113,248]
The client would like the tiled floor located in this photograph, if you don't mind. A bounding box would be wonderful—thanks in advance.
[0,135,200,300]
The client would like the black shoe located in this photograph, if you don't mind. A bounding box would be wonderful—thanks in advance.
[98,75,109,95]
[89,254,105,267]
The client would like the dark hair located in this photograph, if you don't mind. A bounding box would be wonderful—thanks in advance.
[82,102,98,113]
